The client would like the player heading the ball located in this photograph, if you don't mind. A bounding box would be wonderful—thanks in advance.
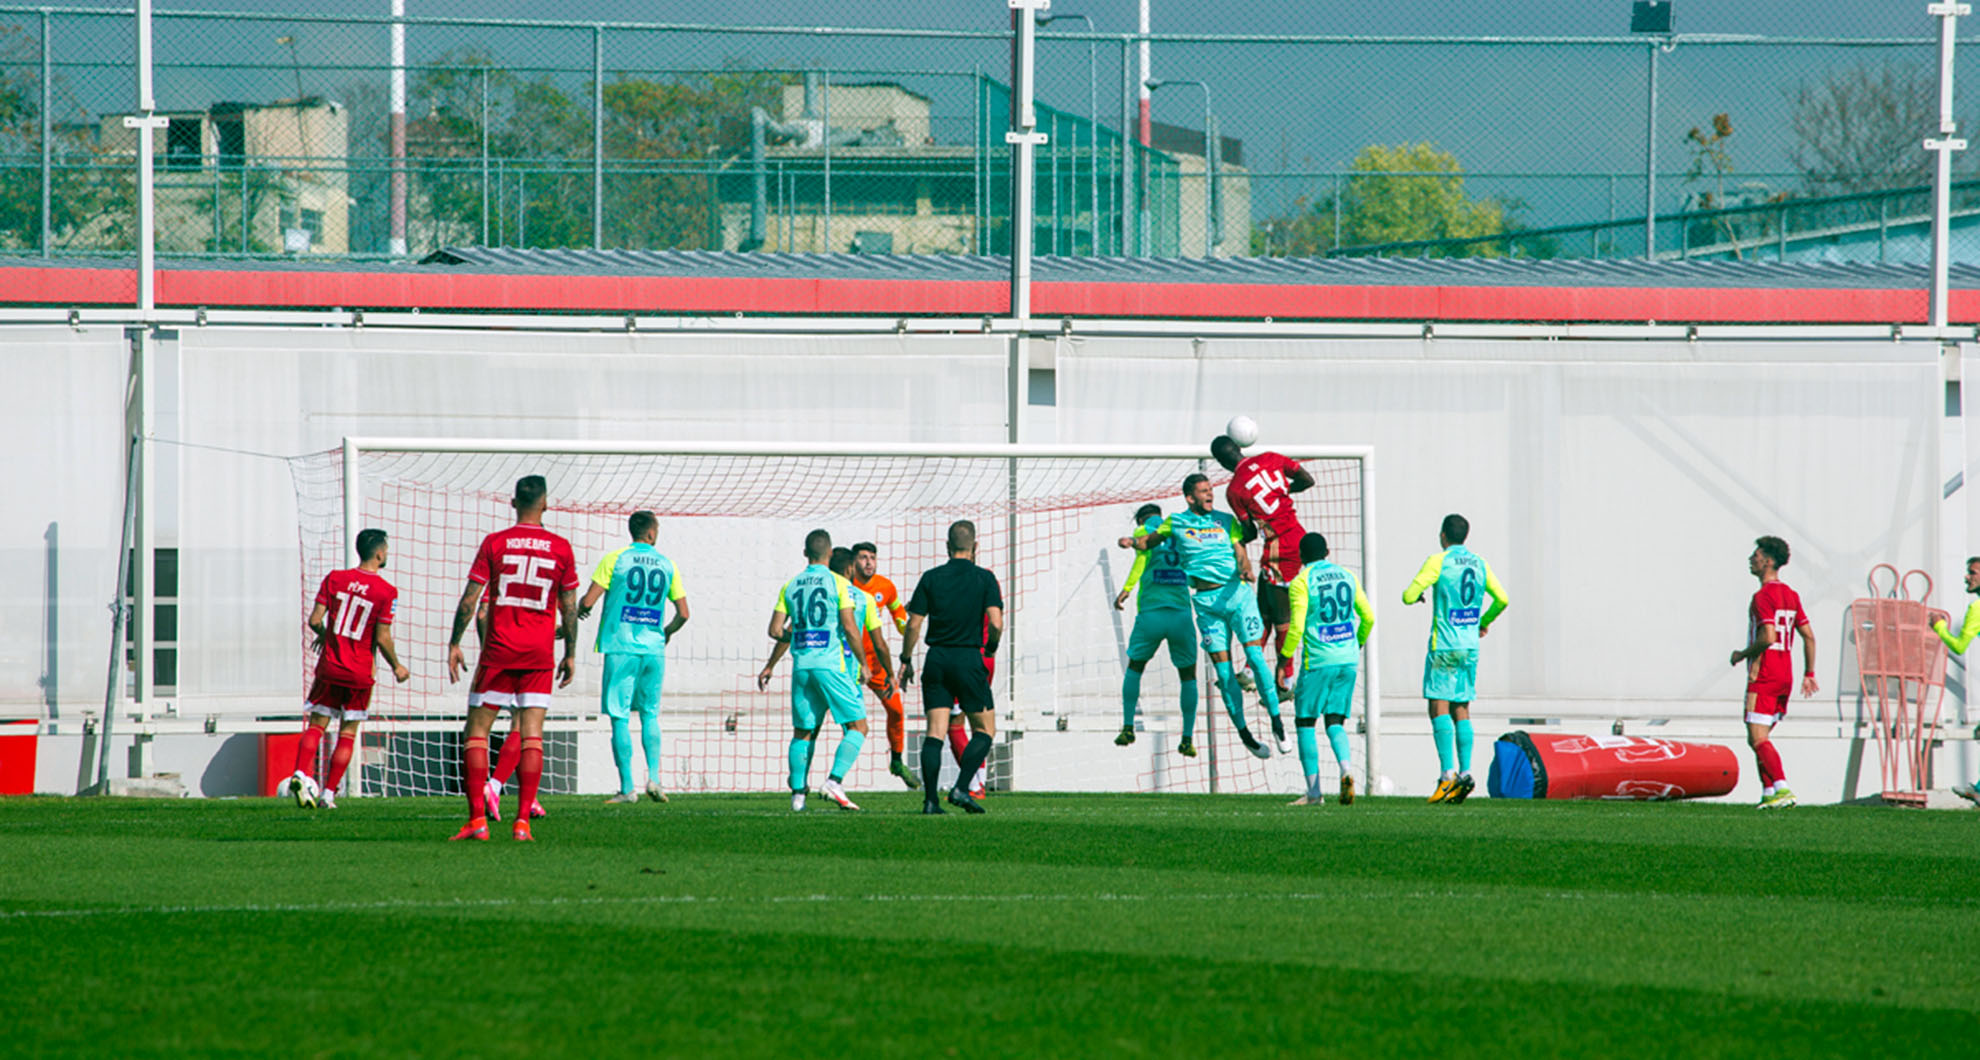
[446,475,580,841]
[1728,536,1815,809]
[1134,473,1281,760]
[289,528,410,810]
[578,510,689,805]
[1213,429,1315,714]
[1403,514,1508,805]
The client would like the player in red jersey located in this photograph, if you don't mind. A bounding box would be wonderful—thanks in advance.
[1213,432,1313,745]
[445,475,580,840]
[288,528,410,809]
[1727,535,1817,809]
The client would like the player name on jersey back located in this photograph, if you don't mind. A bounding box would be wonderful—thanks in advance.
[471,525,579,671]
[314,568,398,687]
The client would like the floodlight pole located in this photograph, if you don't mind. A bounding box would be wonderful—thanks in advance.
[389,0,407,256]
[1929,1,1968,330]
[1009,0,1047,323]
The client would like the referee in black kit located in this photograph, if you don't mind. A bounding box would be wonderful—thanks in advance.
[900,519,1004,814]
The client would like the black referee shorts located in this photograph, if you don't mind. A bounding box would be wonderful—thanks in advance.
[921,646,994,715]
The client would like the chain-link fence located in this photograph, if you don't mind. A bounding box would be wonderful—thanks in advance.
[0,7,1967,261]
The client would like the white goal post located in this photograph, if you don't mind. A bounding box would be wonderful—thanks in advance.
[295,438,1378,796]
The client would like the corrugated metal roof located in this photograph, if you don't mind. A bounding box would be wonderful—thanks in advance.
[419,246,1980,290]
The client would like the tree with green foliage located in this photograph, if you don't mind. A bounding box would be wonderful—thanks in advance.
[1338,143,1506,254]
[1252,143,1512,258]
[0,24,133,251]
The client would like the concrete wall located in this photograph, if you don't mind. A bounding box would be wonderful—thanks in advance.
[7,321,1966,804]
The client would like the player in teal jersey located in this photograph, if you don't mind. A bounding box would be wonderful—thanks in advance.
[1402,513,1509,804]
[577,511,688,805]
[1132,473,1282,759]
[1281,533,1373,806]
[757,529,874,812]
[1113,503,1201,755]
[803,547,894,778]
[1936,557,1980,803]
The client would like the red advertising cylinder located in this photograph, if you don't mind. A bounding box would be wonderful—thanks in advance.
[1489,731,1739,800]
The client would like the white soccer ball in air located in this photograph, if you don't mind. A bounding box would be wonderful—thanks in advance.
[1224,415,1259,448]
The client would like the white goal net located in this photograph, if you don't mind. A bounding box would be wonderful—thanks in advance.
[288,441,1374,797]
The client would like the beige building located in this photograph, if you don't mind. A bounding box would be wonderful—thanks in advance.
[718,82,1245,258]
[94,98,351,255]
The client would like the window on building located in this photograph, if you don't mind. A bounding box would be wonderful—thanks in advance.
[166,119,202,169]
[124,547,177,696]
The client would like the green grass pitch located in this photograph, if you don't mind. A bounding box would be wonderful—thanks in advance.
[4,792,1978,1058]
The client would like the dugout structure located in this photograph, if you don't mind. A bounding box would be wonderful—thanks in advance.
[292,439,1378,798]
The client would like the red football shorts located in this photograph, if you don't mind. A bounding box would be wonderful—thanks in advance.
[470,667,555,711]
[306,675,374,721]
[1744,681,1790,724]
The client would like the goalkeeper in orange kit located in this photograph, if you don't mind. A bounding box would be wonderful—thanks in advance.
[850,542,920,787]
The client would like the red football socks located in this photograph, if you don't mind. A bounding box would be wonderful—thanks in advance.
[492,731,523,784]
[464,736,490,818]
[324,732,357,790]
[293,725,324,779]
[1754,740,1785,786]
[948,720,968,763]
[518,736,544,816]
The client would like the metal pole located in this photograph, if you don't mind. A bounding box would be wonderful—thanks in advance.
[129,0,162,312]
[1120,37,1133,255]
[1202,91,1213,257]
[39,8,50,257]
[1929,1,1968,329]
[1009,0,1044,319]
[131,325,154,741]
[1360,449,1380,794]
[592,25,604,250]
[389,0,407,257]
[1089,38,1097,254]
[1643,41,1659,259]
[822,72,831,252]
[97,434,140,794]
[480,66,489,245]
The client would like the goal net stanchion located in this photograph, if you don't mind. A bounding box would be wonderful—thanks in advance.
[290,440,1374,798]
[1850,564,1951,806]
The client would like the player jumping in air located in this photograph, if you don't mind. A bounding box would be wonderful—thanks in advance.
[1404,514,1508,804]
[850,542,920,788]
[445,475,580,841]
[1114,503,1202,755]
[1281,532,1373,806]
[1729,536,1816,809]
[577,510,689,805]
[289,528,410,809]
[1134,473,1279,760]
[1936,557,1980,803]
[758,530,875,812]
[1212,433,1314,725]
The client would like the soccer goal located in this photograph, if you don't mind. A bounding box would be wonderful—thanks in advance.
[288,440,1378,798]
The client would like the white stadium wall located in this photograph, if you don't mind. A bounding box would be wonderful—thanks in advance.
[8,321,1969,802]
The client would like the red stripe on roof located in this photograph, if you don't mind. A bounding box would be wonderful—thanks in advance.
[0,264,1968,324]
